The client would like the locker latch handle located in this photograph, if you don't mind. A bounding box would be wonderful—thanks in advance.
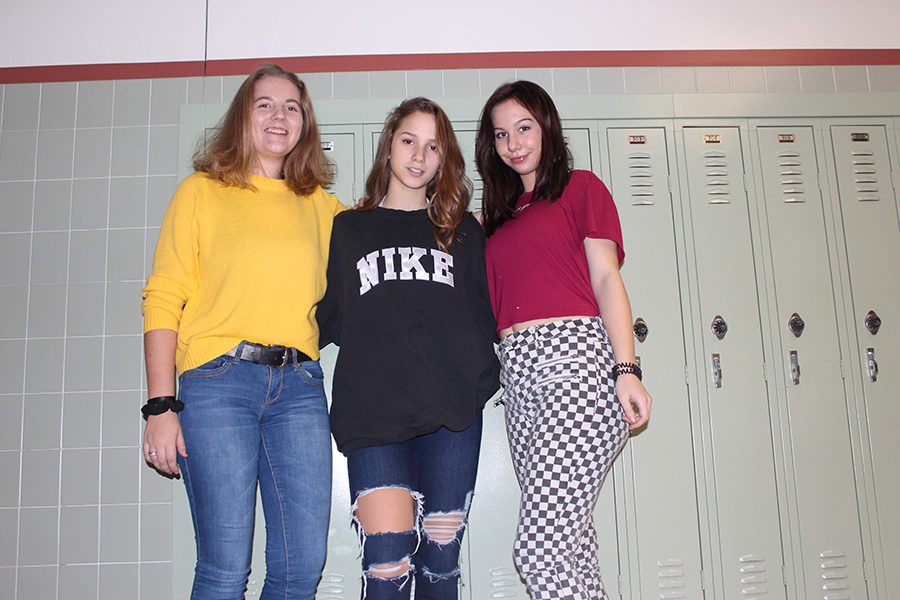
[867,348,878,382]
[712,315,728,340]
[788,313,805,337]
[865,311,881,335]
[633,318,649,343]
[712,353,722,388]
[790,350,800,385]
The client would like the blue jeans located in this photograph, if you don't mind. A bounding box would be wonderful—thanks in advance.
[346,413,483,600]
[177,343,332,600]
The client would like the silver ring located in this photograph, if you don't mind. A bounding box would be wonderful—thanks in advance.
[148,451,158,457]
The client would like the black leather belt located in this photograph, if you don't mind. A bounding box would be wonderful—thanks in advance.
[226,342,312,368]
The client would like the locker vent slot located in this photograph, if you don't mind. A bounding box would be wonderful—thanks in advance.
[657,559,687,599]
[819,550,851,596]
[488,567,520,597]
[704,154,731,204]
[737,555,768,596]
[777,152,807,203]
[628,152,656,206]
[849,150,881,201]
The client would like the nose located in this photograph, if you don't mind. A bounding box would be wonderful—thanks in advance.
[506,135,520,152]
[411,145,425,162]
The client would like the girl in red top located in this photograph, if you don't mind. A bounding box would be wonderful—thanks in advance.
[476,80,652,600]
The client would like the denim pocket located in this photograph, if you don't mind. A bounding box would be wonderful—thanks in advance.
[181,354,233,378]
[297,360,325,387]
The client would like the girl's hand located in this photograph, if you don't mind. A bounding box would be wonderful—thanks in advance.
[615,375,652,430]
[143,411,187,475]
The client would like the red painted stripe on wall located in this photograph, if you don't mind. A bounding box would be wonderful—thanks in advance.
[2,50,899,84]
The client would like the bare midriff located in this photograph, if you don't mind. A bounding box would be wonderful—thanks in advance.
[499,315,592,340]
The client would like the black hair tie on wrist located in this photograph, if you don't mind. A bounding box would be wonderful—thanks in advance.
[141,395,185,417]
[612,362,643,382]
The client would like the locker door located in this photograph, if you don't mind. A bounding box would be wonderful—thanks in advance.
[679,125,786,600]
[604,125,702,600]
[449,125,481,211]
[755,125,866,599]
[829,124,900,599]
[319,125,365,206]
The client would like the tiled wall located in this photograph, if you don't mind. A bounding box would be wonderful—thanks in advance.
[1,63,899,600]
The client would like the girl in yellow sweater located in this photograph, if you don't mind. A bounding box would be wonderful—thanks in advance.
[141,64,344,600]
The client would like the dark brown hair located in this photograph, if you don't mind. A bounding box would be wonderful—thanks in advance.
[475,80,572,236]
[361,97,471,251]
[192,63,332,195]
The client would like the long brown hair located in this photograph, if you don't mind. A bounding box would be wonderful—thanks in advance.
[475,80,572,236]
[362,97,471,251]
[192,63,332,195]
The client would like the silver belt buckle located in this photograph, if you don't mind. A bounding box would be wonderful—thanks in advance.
[270,345,289,368]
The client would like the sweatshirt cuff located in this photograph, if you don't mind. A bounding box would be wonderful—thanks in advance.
[142,308,180,333]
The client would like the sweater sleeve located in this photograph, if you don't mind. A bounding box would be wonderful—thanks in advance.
[316,216,344,348]
[464,216,500,344]
[141,176,202,333]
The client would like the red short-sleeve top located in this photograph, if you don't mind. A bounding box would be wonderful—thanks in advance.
[484,170,625,333]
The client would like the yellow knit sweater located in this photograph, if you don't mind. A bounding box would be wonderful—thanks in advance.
[142,172,345,374]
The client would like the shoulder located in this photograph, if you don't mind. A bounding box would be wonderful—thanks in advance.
[564,170,612,201]
[454,214,487,249]
[176,172,215,195]
[568,169,607,191]
[307,185,347,213]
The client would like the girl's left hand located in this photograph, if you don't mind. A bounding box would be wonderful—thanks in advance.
[615,375,652,430]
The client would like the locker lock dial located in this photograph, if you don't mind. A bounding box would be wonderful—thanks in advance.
[711,315,728,340]
[865,311,881,335]
[788,313,805,337]
[633,318,649,343]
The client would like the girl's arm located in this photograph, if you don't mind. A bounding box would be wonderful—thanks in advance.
[142,328,187,474]
[584,237,652,430]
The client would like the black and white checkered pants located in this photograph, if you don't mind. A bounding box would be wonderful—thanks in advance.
[499,317,629,600]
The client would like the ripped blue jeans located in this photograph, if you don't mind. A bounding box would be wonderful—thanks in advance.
[346,412,483,599]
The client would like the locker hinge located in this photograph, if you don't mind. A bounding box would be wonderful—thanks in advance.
[699,568,706,592]
[762,362,767,381]
[863,559,871,581]
[684,364,690,385]
[782,564,788,585]
[743,174,751,192]
[617,574,623,598]
[667,175,673,194]
[816,171,825,191]
[839,360,845,380]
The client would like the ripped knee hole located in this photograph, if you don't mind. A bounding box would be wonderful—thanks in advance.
[365,556,412,580]
[423,510,466,544]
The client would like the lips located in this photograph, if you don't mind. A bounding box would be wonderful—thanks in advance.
[408,167,424,175]
[264,127,288,135]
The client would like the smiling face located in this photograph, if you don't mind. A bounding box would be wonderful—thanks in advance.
[387,111,442,199]
[491,99,543,192]
[248,75,304,177]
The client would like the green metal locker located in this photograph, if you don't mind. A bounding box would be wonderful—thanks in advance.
[752,123,867,599]
[827,123,900,600]
[602,123,703,600]
[677,123,787,600]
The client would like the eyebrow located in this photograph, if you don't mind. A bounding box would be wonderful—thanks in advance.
[494,117,534,129]
[254,95,301,105]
